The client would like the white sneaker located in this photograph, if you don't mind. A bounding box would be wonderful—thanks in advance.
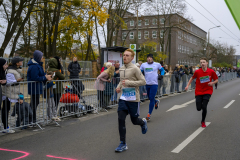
[2,129,15,133]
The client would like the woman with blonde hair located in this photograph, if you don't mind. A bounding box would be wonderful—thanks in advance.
[95,65,115,109]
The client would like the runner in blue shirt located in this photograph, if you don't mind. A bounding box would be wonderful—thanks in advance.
[140,54,165,121]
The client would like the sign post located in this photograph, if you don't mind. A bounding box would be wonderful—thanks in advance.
[130,44,136,64]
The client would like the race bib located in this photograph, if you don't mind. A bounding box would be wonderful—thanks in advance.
[200,76,210,83]
[145,68,153,73]
[120,88,136,101]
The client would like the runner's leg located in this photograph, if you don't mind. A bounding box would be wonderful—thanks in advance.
[148,85,158,115]
[195,95,203,111]
[118,110,128,143]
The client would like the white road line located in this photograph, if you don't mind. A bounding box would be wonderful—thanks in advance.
[167,99,195,112]
[223,100,235,109]
[171,122,211,153]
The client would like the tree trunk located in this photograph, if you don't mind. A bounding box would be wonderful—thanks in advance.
[52,0,62,57]
[44,0,47,56]
[94,16,101,59]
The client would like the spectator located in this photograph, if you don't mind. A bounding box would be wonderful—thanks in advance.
[0,58,14,133]
[162,65,169,96]
[138,61,143,67]
[27,50,52,124]
[111,61,120,104]
[2,56,25,133]
[182,65,189,91]
[189,66,193,75]
[68,57,81,79]
[54,56,64,74]
[48,58,65,112]
[213,67,221,89]
[11,94,33,129]
[173,65,181,93]
[94,65,115,109]
[101,62,107,73]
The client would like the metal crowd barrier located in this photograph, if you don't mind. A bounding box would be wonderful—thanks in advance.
[0,72,237,133]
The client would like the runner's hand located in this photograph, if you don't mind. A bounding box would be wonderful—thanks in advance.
[122,80,126,87]
[208,82,214,86]
[0,80,6,84]
[116,88,121,93]
[185,86,189,91]
[45,75,52,81]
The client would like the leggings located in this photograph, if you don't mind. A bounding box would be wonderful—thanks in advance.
[146,85,158,115]
[215,83,218,89]
[196,94,211,122]
[1,98,11,129]
[118,110,144,143]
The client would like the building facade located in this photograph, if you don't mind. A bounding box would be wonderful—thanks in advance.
[111,13,207,69]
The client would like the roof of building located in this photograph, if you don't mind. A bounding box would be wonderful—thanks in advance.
[101,46,141,53]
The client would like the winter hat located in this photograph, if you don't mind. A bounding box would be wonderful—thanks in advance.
[185,65,188,68]
[11,56,24,64]
[33,50,43,63]
[147,54,153,58]
[19,94,24,100]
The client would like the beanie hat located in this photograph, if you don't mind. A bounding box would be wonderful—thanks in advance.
[147,54,153,58]
[11,56,24,64]
[19,94,24,100]
[33,50,43,63]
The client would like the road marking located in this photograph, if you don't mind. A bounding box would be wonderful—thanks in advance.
[223,100,235,109]
[167,99,195,112]
[171,122,211,153]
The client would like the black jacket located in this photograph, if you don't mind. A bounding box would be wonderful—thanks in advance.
[68,61,81,79]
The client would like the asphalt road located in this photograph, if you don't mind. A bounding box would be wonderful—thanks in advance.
[1,79,240,160]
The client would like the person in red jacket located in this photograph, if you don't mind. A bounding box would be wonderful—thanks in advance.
[185,57,218,128]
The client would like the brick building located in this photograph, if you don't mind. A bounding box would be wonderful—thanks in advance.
[111,12,207,69]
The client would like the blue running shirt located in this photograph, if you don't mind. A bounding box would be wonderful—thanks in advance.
[140,62,162,85]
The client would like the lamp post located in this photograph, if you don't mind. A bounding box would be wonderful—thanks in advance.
[206,26,221,57]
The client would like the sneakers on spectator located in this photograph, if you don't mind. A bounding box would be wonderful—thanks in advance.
[155,100,160,109]
[201,122,206,128]
[115,141,128,152]
[141,118,148,134]
[146,113,151,121]
[2,128,15,133]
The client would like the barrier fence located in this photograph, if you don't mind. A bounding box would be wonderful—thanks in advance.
[0,72,237,133]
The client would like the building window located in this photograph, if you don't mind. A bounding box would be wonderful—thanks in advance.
[152,31,157,38]
[178,31,181,39]
[145,19,149,25]
[190,36,192,43]
[138,31,141,39]
[153,45,157,52]
[130,32,134,39]
[152,19,157,25]
[182,45,185,53]
[160,44,165,52]
[122,32,126,40]
[179,45,182,53]
[160,30,164,38]
[138,20,142,26]
[187,35,189,42]
[130,20,134,26]
[178,44,181,53]
[144,31,149,39]
[184,33,186,41]
[187,47,189,54]
[113,31,116,36]
[160,18,165,24]
[113,41,115,46]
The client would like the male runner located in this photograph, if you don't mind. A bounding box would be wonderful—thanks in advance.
[185,57,218,128]
[115,49,148,152]
[140,54,165,121]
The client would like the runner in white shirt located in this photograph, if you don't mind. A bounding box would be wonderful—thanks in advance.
[140,54,165,121]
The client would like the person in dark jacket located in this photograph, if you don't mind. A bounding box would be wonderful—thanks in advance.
[182,65,189,91]
[54,56,64,74]
[11,94,33,129]
[68,57,81,79]
[173,66,181,93]
[0,58,14,133]
[27,50,52,123]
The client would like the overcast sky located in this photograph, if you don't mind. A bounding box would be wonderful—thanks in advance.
[184,0,240,54]
[1,0,240,55]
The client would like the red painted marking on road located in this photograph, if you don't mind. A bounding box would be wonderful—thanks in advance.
[46,155,78,160]
[0,148,30,160]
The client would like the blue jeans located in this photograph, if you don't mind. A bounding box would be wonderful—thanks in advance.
[175,83,180,92]
[162,87,166,94]
[146,85,158,115]
[111,84,118,101]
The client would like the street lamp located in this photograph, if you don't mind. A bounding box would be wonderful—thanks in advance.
[208,26,221,45]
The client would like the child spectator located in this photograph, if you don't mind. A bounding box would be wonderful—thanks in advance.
[11,94,33,129]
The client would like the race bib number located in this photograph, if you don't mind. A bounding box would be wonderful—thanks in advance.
[200,76,210,83]
[120,88,136,101]
[145,68,153,73]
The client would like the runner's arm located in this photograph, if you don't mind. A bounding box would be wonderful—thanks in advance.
[159,67,165,76]
[125,69,146,87]
[186,77,194,88]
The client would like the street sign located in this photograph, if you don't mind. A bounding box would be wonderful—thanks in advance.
[130,44,136,64]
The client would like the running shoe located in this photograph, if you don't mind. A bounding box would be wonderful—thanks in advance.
[115,141,128,152]
[141,118,148,134]
[155,100,160,109]
[146,114,151,121]
[2,128,15,133]
[201,122,206,128]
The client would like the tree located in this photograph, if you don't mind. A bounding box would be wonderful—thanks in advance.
[138,41,167,63]
[0,0,37,57]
